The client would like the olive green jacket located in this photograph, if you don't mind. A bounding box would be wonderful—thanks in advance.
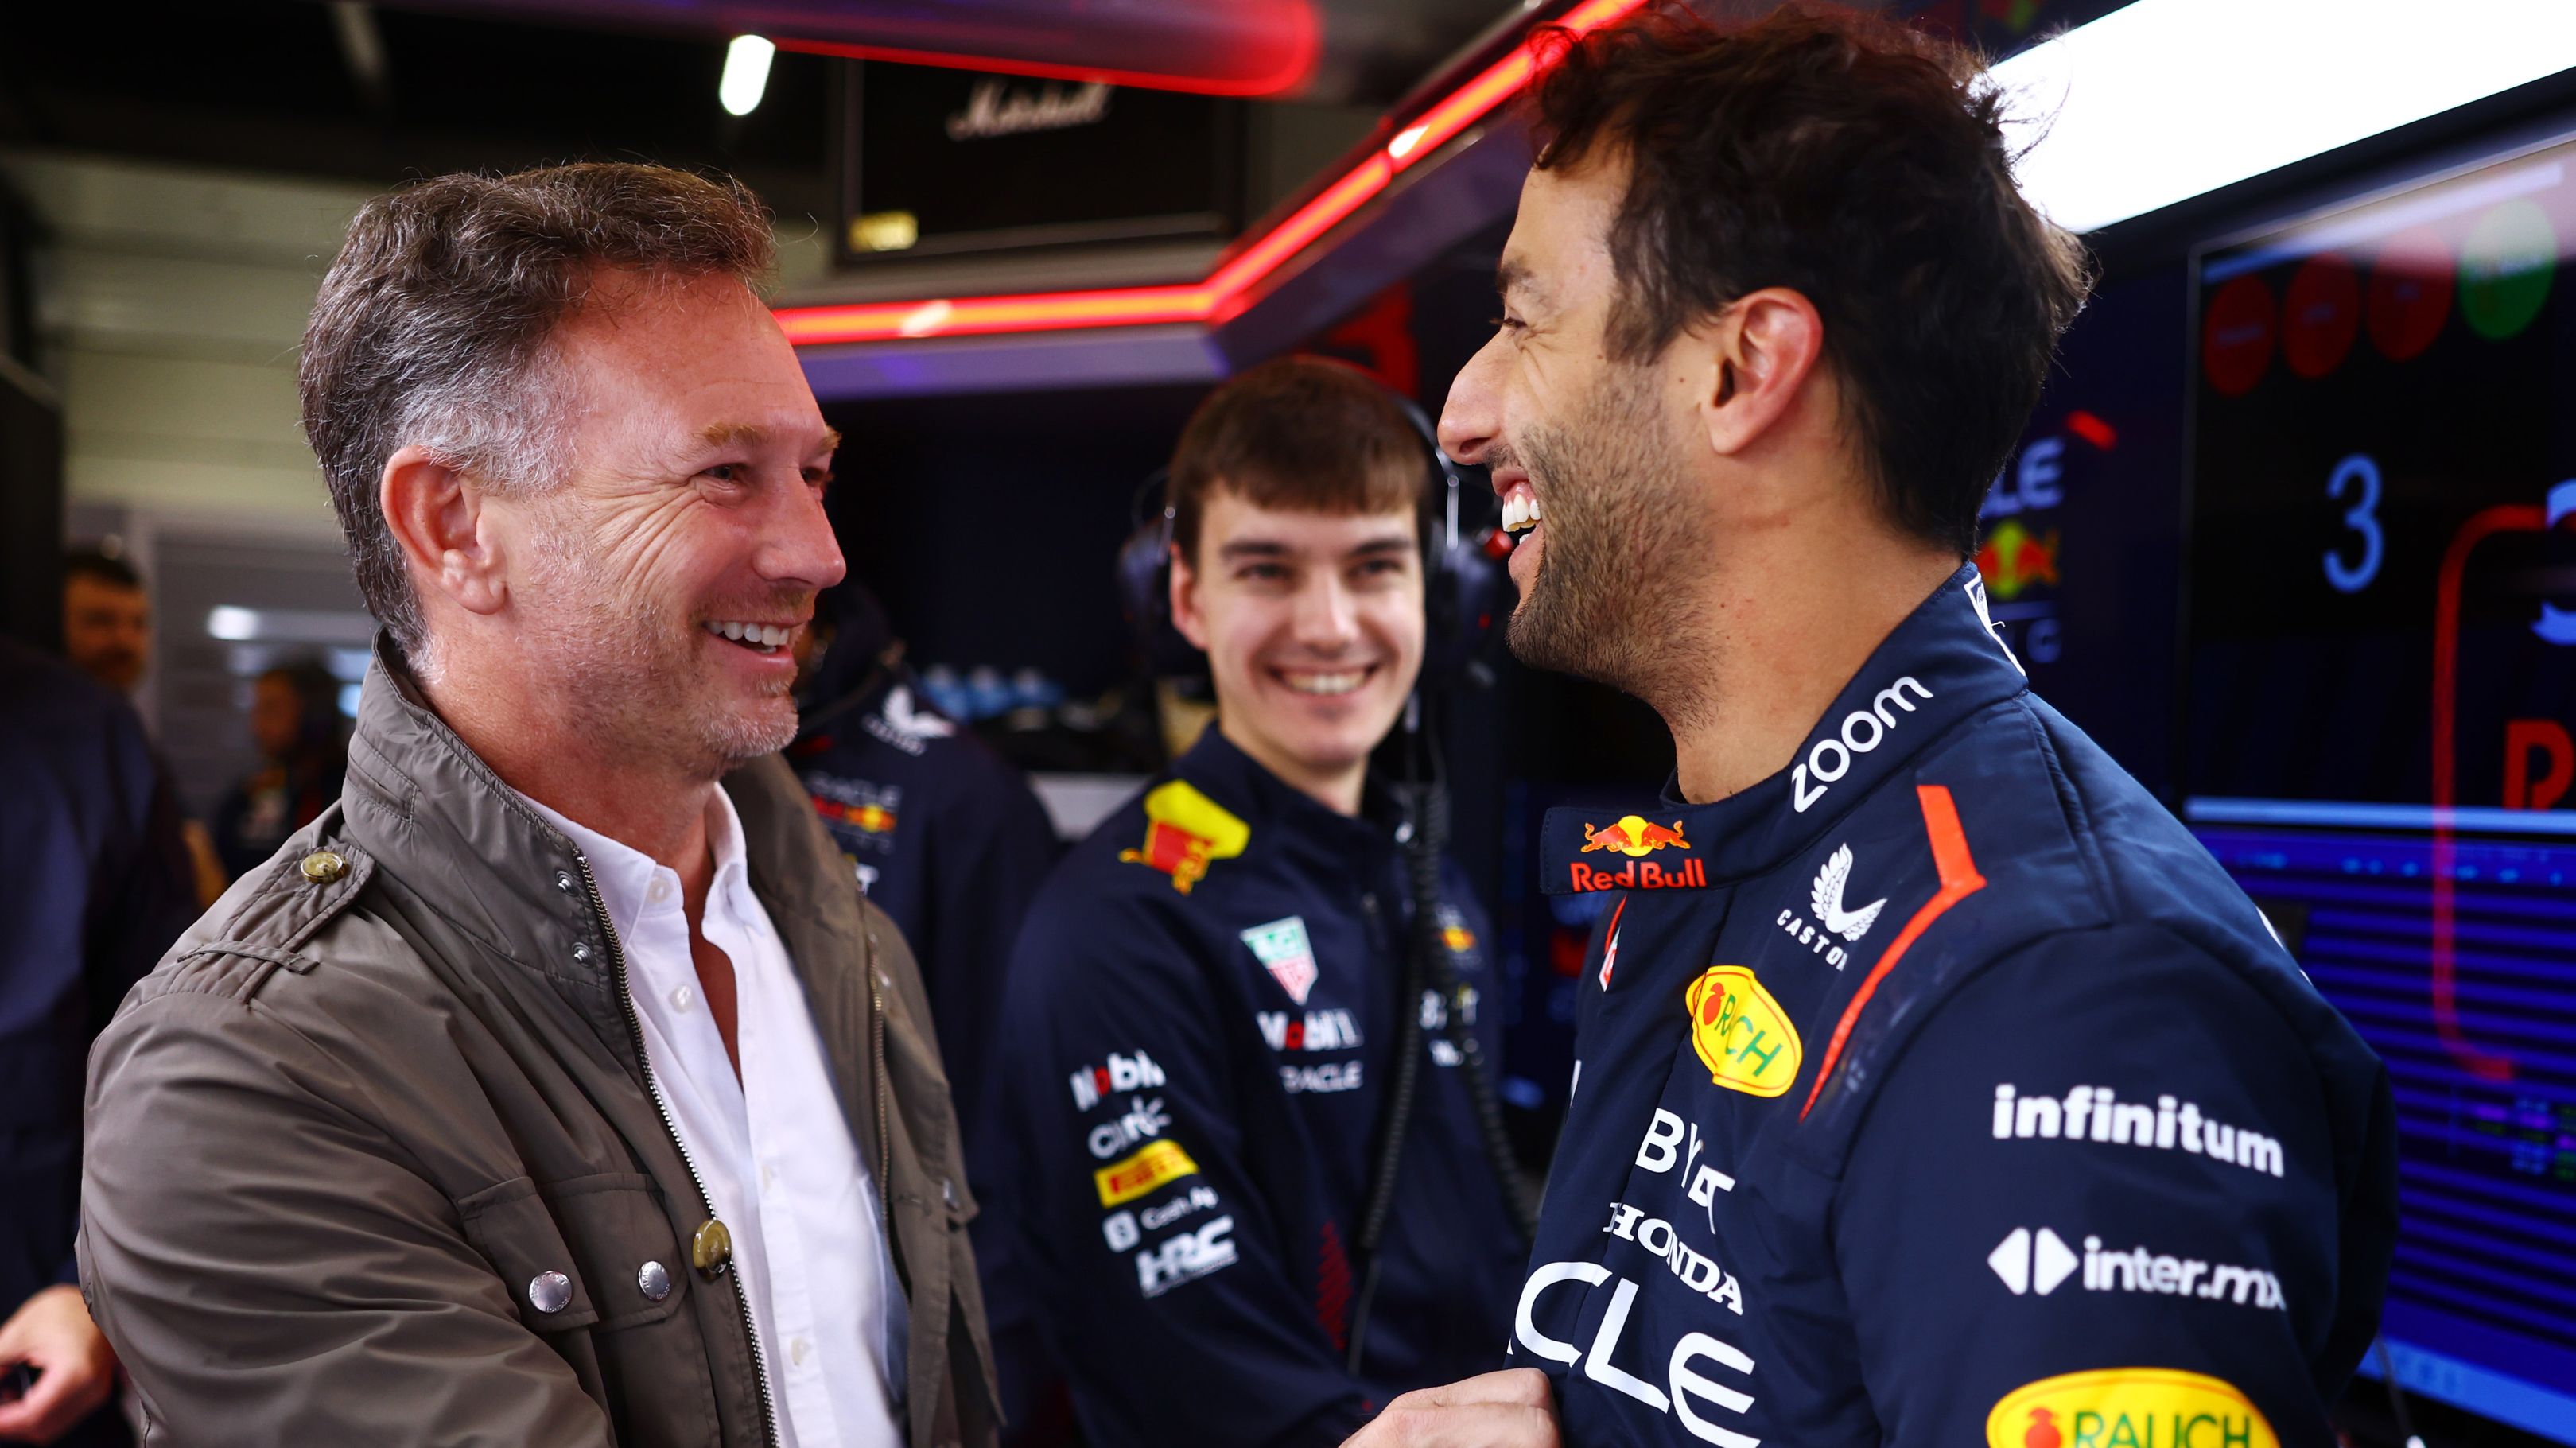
[79,642,998,1447]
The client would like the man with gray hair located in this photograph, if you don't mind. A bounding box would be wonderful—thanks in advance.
[79,163,997,1447]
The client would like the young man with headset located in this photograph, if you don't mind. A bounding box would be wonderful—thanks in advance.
[990,357,1527,1447]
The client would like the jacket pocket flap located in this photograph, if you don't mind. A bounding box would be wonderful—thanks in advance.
[537,1171,691,1330]
[457,1176,600,1333]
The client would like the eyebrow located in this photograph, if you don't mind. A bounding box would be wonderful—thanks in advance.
[698,421,844,453]
[1216,533,1417,564]
[1496,258,1539,304]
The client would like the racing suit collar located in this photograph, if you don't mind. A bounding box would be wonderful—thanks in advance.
[1175,724,1401,857]
[1540,565,2028,895]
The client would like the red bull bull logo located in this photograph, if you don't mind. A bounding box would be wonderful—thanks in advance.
[1976,518,2061,603]
[1581,814,1690,858]
[1568,816,1708,891]
[811,795,898,835]
[1119,781,1252,895]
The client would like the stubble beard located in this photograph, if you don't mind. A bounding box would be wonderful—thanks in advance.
[1503,361,1716,723]
[519,525,802,783]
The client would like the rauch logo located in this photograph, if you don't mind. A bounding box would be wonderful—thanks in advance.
[1984,1368,2276,1448]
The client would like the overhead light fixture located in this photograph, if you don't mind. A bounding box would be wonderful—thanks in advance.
[774,0,1645,347]
[1997,0,2576,233]
[721,34,777,118]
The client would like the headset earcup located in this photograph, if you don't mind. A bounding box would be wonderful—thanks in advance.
[1115,520,1210,679]
[1423,531,1509,684]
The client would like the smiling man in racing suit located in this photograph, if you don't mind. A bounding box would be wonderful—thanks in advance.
[993,359,1526,1447]
[1346,8,2401,1448]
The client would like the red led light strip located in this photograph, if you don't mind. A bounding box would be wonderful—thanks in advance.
[773,1,1322,101]
[775,0,1647,348]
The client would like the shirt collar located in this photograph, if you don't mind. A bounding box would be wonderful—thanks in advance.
[1539,565,2029,895]
[515,785,753,940]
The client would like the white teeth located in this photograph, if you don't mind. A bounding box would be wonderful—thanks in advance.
[1501,491,1544,535]
[705,620,792,650]
[1284,671,1365,696]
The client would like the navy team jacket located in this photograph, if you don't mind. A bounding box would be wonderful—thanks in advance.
[1516,568,2399,1448]
[995,728,1525,1448]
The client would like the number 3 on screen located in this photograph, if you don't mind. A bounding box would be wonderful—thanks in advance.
[2324,453,2383,594]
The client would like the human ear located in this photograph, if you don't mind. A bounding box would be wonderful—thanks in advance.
[1696,287,1826,458]
[380,445,508,618]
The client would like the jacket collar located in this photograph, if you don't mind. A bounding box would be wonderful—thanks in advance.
[1540,565,2028,894]
[1171,724,1397,862]
[338,638,841,1011]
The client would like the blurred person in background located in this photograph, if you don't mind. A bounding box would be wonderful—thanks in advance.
[79,162,994,1447]
[57,552,148,700]
[60,549,228,907]
[790,581,1067,1442]
[0,637,198,1447]
[209,661,349,881]
[993,359,1525,1448]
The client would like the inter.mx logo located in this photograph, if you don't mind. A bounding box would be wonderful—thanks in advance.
[1775,843,1884,969]
[1069,1050,1165,1111]
[1990,1226,2285,1310]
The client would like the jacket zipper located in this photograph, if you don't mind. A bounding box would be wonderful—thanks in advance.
[578,860,782,1448]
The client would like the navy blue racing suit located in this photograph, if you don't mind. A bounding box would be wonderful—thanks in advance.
[1513,567,2398,1448]
[996,728,1525,1448]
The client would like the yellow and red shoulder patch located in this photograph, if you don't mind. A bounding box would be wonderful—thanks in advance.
[1119,782,1251,895]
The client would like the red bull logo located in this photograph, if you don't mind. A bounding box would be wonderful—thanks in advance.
[1567,854,1709,892]
[1581,814,1690,858]
[812,796,898,835]
[1976,518,2061,603]
[1120,782,1251,895]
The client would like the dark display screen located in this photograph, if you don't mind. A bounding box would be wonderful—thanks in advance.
[843,62,1241,260]
[2185,129,2576,1442]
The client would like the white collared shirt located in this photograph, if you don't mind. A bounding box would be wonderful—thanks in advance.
[520,786,905,1448]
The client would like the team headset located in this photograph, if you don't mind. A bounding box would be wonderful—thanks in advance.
[1113,361,1539,1375]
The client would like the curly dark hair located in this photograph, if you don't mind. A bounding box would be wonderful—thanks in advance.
[299,163,775,655]
[1530,3,2090,555]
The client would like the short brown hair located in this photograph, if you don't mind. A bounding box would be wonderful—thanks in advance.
[1168,357,1428,561]
[1532,4,2089,555]
[299,163,776,654]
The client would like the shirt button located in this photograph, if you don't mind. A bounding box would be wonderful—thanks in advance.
[647,877,673,906]
[670,984,695,1013]
[790,1336,812,1367]
[760,1163,776,1194]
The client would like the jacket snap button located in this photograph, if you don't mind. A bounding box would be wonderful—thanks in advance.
[690,1218,733,1278]
[638,1260,672,1302]
[299,850,348,884]
[572,943,592,964]
[554,870,576,893]
[527,1271,573,1314]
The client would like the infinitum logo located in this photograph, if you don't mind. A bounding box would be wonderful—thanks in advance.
[1991,1084,2286,1178]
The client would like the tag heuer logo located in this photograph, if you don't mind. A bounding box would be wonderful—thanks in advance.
[1241,916,1319,1005]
